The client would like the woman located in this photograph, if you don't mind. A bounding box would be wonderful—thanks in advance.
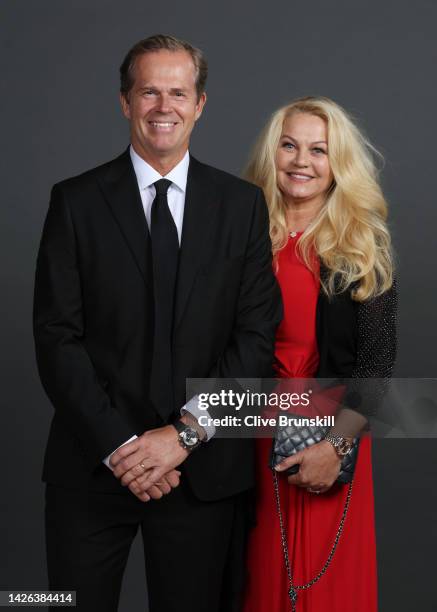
[243,97,396,611]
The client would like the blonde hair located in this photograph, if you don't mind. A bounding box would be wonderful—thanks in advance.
[245,96,394,301]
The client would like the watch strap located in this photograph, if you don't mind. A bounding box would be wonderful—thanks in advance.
[325,433,352,456]
[173,420,186,435]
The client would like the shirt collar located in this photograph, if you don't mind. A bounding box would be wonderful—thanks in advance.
[129,145,189,194]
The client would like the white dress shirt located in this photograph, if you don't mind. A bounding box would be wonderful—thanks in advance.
[103,146,215,470]
[130,145,188,244]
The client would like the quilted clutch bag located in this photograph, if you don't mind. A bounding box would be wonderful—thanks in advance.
[270,418,359,484]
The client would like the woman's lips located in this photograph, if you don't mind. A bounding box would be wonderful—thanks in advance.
[287,172,313,182]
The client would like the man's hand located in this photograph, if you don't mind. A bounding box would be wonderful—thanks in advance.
[128,469,181,502]
[275,440,341,494]
[110,424,189,490]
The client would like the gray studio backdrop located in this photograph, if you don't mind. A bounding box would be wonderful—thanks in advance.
[2,0,437,610]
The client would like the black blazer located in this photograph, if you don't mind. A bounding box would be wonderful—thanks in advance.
[33,150,282,501]
[315,270,397,415]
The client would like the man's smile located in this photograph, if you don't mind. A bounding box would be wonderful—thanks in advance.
[148,120,179,131]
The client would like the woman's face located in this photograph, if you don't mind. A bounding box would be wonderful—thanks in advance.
[276,112,333,208]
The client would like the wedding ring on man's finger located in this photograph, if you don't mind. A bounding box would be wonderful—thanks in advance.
[139,462,146,471]
[308,488,321,494]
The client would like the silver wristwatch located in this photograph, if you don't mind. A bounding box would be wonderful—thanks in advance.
[324,433,353,457]
[173,420,201,452]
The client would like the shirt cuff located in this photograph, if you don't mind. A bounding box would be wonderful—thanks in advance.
[181,395,216,440]
[103,435,138,470]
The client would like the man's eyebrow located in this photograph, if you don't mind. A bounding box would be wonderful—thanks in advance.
[136,85,188,91]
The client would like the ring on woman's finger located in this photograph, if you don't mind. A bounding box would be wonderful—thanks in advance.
[308,488,321,494]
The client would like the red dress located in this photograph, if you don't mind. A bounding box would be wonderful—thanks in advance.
[243,236,377,611]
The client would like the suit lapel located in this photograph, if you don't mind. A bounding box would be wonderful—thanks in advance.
[174,156,220,329]
[97,151,219,319]
[97,149,152,288]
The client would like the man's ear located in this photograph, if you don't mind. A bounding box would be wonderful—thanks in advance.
[195,91,207,122]
[120,92,131,120]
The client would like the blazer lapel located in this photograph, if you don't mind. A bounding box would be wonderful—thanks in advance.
[174,156,220,329]
[97,149,152,288]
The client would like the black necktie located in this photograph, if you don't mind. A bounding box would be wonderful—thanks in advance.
[149,179,179,421]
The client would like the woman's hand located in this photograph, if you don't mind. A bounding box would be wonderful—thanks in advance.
[275,441,341,494]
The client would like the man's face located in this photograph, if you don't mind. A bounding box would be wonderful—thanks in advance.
[120,50,206,167]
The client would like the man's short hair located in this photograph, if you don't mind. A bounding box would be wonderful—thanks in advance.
[120,34,208,101]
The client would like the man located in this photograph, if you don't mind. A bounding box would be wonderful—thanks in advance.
[34,35,281,612]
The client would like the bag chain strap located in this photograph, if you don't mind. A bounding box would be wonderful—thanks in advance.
[272,471,354,612]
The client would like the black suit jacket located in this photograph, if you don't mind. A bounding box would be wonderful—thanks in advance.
[33,150,282,500]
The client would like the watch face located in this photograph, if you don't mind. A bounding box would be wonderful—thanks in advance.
[182,427,199,447]
[337,439,352,456]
